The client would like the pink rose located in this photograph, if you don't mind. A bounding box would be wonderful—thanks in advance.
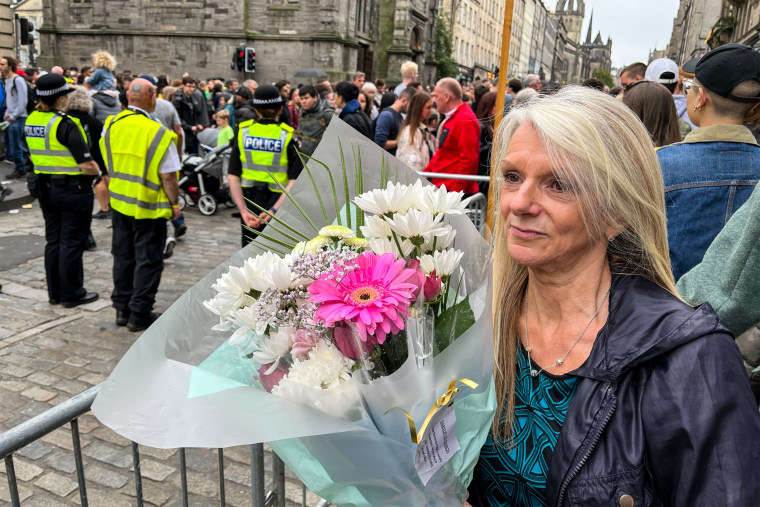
[258,362,288,393]
[333,324,375,359]
[424,270,442,301]
[406,259,427,300]
[291,329,319,359]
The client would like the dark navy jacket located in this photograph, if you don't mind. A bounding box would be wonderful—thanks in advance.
[475,275,760,506]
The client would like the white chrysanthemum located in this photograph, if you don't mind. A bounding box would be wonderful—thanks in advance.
[319,225,355,240]
[385,209,450,244]
[343,237,370,250]
[354,181,416,216]
[202,252,281,323]
[420,225,457,253]
[418,254,436,275]
[274,339,353,390]
[360,214,393,239]
[420,185,471,216]
[252,326,295,372]
[369,236,415,258]
[228,304,272,344]
[292,241,307,255]
[430,248,464,276]
[305,235,333,253]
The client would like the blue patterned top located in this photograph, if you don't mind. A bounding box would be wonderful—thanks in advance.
[471,346,579,506]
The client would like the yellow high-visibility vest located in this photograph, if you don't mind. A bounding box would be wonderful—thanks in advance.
[101,110,177,220]
[237,120,293,192]
[25,111,87,175]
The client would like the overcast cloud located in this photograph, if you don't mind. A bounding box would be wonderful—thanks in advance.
[578,0,681,69]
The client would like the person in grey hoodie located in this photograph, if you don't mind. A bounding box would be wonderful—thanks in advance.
[296,85,334,157]
[90,89,122,123]
[1,55,28,179]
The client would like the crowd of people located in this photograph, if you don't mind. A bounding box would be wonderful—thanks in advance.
[3,41,760,504]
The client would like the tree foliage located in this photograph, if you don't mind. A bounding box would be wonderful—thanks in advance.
[593,68,614,89]
[435,14,458,80]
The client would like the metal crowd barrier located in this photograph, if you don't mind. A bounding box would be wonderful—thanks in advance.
[0,383,328,507]
[417,172,491,233]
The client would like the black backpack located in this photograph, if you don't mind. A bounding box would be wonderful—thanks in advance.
[10,76,39,115]
[370,107,400,143]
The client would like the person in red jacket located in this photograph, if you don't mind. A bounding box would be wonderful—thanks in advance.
[425,77,480,194]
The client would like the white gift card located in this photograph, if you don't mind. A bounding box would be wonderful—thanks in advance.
[414,402,460,486]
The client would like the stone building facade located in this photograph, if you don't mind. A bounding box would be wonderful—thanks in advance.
[1,0,14,56]
[666,0,722,64]
[37,0,438,86]
[723,0,760,48]
[554,0,611,84]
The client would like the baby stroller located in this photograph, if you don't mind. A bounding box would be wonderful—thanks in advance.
[178,143,234,216]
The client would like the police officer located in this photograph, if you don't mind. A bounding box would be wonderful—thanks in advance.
[227,85,303,247]
[25,74,100,307]
[101,78,180,332]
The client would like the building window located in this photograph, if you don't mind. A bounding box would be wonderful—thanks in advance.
[355,0,373,35]
[146,0,202,4]
[71,0,92,4]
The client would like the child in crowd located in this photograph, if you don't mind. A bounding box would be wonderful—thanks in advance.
[86,51,117,91]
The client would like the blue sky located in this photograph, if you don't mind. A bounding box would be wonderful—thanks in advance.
[580,0,681,68]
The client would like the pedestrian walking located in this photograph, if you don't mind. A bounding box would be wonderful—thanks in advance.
[101,78,181,332]
[227,85,303,247]
[295,85,333,157]
[396,91,435,172]
[25,74,100,307]
[1,56,30,179]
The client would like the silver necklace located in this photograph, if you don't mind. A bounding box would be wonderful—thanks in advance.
[523,289,610,377]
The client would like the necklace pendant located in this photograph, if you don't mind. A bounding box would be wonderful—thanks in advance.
[530,369,539,377]
[556,359,564,365]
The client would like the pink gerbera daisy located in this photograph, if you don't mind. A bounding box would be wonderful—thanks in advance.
[308,252,418,344]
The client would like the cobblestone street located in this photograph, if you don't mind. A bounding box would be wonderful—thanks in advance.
[0,198,319,506]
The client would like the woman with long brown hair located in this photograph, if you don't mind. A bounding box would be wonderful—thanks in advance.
[396,91,435,172]
[475,91,498,195]
[622,80,682,147]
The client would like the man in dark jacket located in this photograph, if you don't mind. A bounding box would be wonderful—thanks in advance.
[233,86,258,124]
[334,81,371,138]
[172,76,209,154]
[296,85,334,157]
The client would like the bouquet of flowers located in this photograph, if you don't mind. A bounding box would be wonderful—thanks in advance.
[92,119,495,506]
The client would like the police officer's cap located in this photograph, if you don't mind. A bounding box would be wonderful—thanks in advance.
[35,74,76,104]
[252,85,283,107]
[696,43,760,102]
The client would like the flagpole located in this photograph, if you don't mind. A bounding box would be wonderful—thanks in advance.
[487,0,514,232]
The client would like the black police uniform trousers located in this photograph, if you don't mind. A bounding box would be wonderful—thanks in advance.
[38,174,93,304]
[240,184,279,247]
[111,209,167,316]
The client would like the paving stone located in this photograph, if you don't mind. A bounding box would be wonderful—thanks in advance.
[27,358,58,371]
[77,372,107,385]
[26,372,59,386]
[224,462,251,487]
[82,442,132,468]
[128,479,173,506]
[53,378,89,395]
[84,489,134,507]
[35,471,79,497]
[77,414,100,434]
[185,448,220,473]
[0,379,29,392]
[63,356,90,368]
[41,427,86,452]
[16,441,53,461]
[1,364,33,378]
[87,465,130,489]
[50,363,85,380]
[92,427,132,447]
[20,400,54,418]
[8,458,44,481]
[185,470,218,497]
[138,445,178,460]
[44,451,78,474]
[0,483,33,503]
[138,458,176,482]
[21,386,57,402]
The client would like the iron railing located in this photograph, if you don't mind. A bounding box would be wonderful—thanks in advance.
[0,383,327,507]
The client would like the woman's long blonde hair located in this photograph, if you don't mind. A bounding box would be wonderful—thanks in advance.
[490,86,677,444]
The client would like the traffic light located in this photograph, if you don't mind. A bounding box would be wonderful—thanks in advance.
[19,18,34,45]
[245,47,256,73]
[231,48,244,72]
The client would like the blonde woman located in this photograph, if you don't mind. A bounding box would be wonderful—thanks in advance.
[467,87,760,506]
[396,91,435,172]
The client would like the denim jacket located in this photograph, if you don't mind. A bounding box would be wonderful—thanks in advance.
[657,124,760,279]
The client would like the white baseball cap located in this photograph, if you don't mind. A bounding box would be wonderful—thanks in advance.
[645,58,679,84]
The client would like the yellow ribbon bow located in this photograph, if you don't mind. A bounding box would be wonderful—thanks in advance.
[388,378,478,444]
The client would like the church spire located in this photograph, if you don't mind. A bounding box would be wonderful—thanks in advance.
[585,9,594,44]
